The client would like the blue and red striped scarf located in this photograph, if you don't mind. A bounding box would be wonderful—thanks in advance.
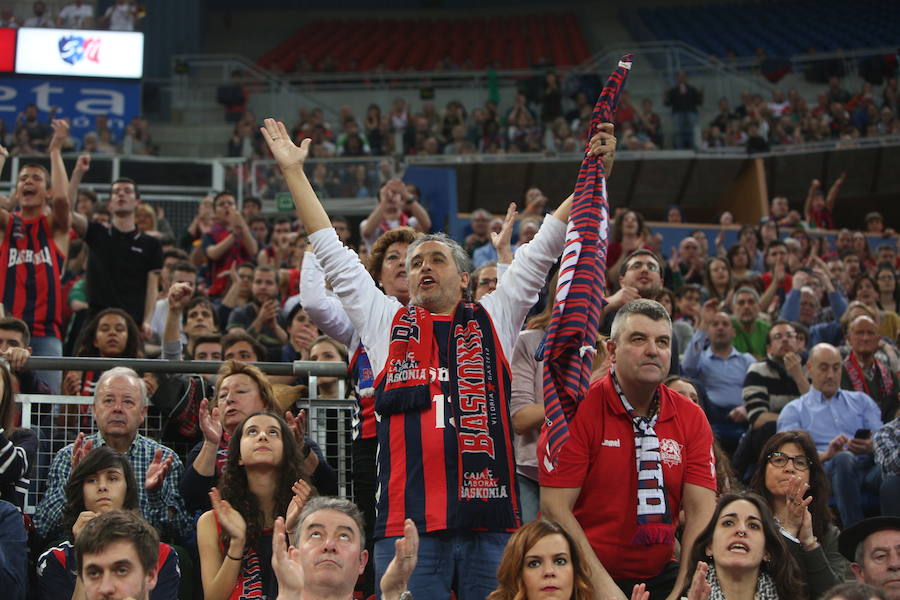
[538,55,632,472]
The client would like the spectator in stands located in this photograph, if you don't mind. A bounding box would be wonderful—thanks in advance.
[248,216,269,248]
[23,2,52,27]
[203,191,258,299]
[36,367,191,543]
[778,343,883,527]
[710,97,737,132]
[73,177,163,337]
[607,209,650,276]
[748,431,847,597]
[217,71,248,124]
[359,179,430,250]
[36,446,180,599]
[541,299,716,599]
[73,511,167,600]
[148,260,197,345]
[674,236,705,285]
[0,122,70,394]
[679,492,803,600]
[767,195,802,228]
[99,0,141,31]
[463,208,493,256]
[838,516,900,600]
[841,315,899,423]
[226,265,286,361]
[0,317,51,396]
[876,263,900,314]
[196,411,311,600]
[682,302,755,451]
[0,360,36,513]
[731,287,770,357]
[279,304,320,364]
[737,320,808,474]
[57,0,93,28]
[257,216,294,268]
[702,256,736,304]
[486,518,594,600]
[122,115,156,155]
[261,115,605,598]
[851,275,900,342]
[271,496,417,600]
[160,279,217,357]
[664,71,703,149]
[0,496,26,599]
[781,268,848,331]
[13,104,50,152]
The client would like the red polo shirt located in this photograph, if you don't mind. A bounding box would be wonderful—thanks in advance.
[540,375,716,580]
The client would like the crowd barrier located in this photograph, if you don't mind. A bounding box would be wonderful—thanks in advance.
[15,357,352,514]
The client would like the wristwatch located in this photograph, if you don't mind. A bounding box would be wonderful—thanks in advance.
[398,592,413,600]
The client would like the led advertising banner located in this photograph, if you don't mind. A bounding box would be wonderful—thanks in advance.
[0,77,142,141]
[15,28,144,79]
[0,28,15,73]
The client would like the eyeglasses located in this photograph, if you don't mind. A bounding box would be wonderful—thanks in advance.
[477,278,498,287]
[627,261,660,272]
[770,332,796,341]
[767,451,810,471]
[877,275,895,281]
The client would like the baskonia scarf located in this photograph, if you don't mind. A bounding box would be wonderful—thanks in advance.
[844,352,894,398]
[611,368,674,547]
[376,301,519,530]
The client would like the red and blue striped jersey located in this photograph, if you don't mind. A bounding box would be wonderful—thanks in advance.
[0,214,65,338]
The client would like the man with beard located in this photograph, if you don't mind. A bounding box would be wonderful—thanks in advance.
[730,287,771,359]
[226,264,287,360]
[736,320,809,473]
[601,249,679,374]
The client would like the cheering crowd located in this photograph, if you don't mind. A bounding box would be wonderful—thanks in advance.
[0,107,898,600]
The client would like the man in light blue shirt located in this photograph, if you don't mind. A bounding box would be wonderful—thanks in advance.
[682,303,755,451]
[778,343,883,527]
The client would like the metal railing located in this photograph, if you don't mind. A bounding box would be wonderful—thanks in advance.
[16,357,353,514]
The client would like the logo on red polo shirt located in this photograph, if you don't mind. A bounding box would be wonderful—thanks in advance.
[659,438,683,467]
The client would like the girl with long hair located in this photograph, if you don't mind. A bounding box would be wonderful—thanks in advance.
[486,519,596,600]
[681,491,804,600]
[63,307,143,398]
[37,446,180,599]
[849,274,900,342]
[748,431,847,598]
[703,257,735,304]
[197,411,311,600]
[0,361,36,512]
[727,243,759,284]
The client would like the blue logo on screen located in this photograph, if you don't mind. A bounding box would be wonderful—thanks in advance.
[58,35,101,66]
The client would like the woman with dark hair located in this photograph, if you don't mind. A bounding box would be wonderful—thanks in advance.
[681,491,804,600]
[849,274,900,342]
[607,209,651,277]
[727,243,760,284]
[747,430,847,598]
[737,225,764,274]
[36,446,180,600]
[486,519,597,600]
[63,307,143,398]
[0,362,36,513]
[875,262,900,315]
[197,411,311,600]
[703,256,736,304]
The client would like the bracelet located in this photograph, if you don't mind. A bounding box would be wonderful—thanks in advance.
[225,552,242,561]
[801,537,820,551]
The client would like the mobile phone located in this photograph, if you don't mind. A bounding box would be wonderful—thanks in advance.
[854,428,871,440]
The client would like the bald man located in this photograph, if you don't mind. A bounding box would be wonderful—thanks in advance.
[778,343,883,527]
[842,315,900,423]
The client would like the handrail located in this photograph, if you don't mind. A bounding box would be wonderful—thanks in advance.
[22,356,347,377]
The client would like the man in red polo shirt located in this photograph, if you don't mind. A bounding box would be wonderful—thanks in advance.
[541,298,716,600]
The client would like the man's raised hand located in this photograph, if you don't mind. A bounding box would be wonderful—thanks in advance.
[261,118,310,172]
[491,202,517,263]
[145,448,174,492]
[71,431,93,468]
[48,119,70,154]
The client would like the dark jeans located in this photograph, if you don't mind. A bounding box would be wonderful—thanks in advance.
[615,560,680,600]
[352,437,378,597]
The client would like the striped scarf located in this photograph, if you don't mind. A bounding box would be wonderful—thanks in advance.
[538,54,632,472]
[844,352,893,399]
[612,369,674,547]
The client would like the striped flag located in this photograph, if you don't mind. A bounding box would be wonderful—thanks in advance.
[539,55,633,471]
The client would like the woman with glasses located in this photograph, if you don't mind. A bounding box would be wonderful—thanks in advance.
[875,262,900,315]
[748,431,847,598]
